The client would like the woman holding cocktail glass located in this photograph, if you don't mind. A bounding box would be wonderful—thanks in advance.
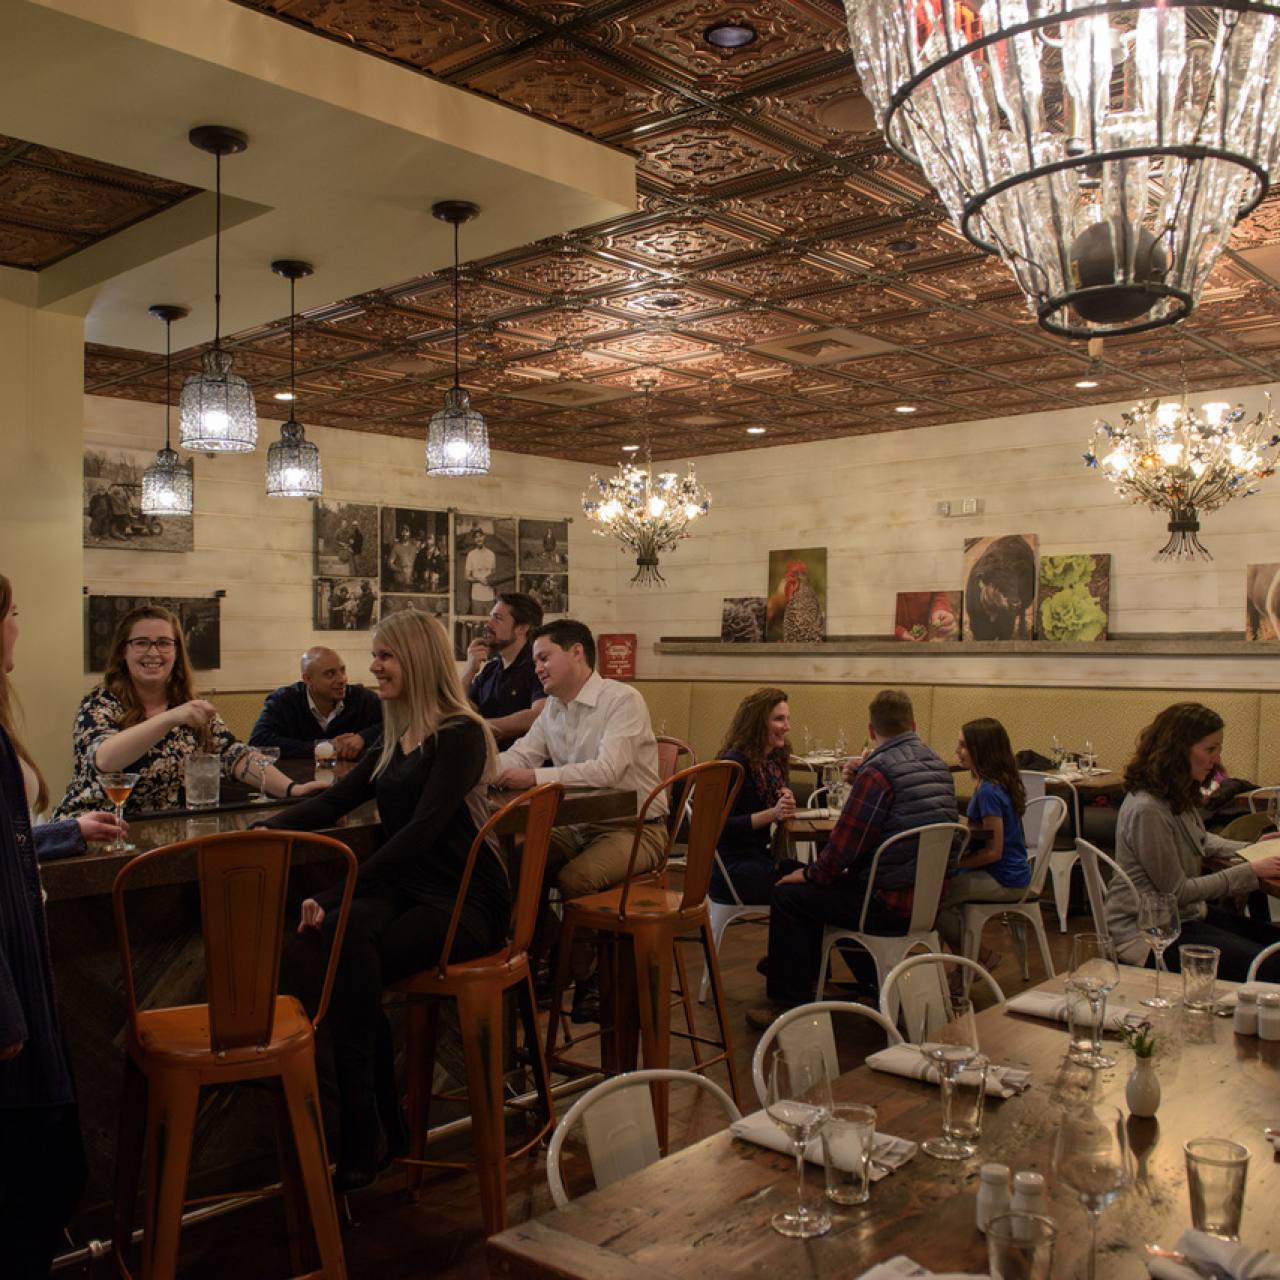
[54,604,326,820]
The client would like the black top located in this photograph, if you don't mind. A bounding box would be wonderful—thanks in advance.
[716,748,776,864]
[249,681,384,758]
[467,644,545,749]
[264,717,510,927]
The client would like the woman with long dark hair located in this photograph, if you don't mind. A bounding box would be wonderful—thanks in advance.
[0,573,124,1277]
[54,604,324,817]
[936,716,1030,960]
[708,686,802,904]
[1109,702,1280,980]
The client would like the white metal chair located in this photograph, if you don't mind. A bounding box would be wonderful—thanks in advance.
[750,1000,902,1109]
[1023,770,1080,933]
[546,1068,740,1209]
[697,852,770,1004]
[1076,838,1140,941]
[879,953,1005,1044]
[1246,941,1280,983]
[814,822,969,1000]
[1244,786,1280,814]
[959,795,1067,986]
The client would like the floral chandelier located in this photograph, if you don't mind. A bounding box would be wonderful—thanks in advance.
[581,380,711,586]
[843,1,1280,338]
[1085,395,1280,559]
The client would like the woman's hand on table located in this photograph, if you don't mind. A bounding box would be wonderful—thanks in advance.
[76,811,128,844]
[290,779,332,798]
[167,699,217,731]
[298,898,325,933]
[772,789,796,822]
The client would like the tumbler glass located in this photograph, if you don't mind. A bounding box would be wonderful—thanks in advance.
[1180,945,1221,1011]
[822,1103,876,1205]
[1184,1138,1249,1240]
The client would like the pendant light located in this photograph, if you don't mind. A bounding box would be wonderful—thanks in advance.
[179,125,258,452]
[426,200,489,476]
[265,259,322,498]
[141,304,193,516]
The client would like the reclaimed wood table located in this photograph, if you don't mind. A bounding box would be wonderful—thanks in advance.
[488,967,1280,1279]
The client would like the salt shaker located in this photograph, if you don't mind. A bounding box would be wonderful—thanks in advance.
[1257,992,1280,1042]
[1010,1171,1048,1233]
[1234,985,1259,1037]
[976,1162,1011,1232]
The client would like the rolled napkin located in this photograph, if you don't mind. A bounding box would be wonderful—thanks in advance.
[857,1259,986,1280]
[793,807,832,820]
[865,1044,1031,1098]
[1147,1230,1280,1280]
[1006,988,1145,1029]
[730,1108,916,1180]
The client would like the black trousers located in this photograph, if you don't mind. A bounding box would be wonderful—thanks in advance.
[1153,906,1280,984]
[0,1101,85,1279]
[709,851,803,905]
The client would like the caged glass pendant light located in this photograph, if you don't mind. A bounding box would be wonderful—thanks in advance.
[179,125,258,452]
[265,259,322,498]
[141,304,194,516]
[426,200,490,477]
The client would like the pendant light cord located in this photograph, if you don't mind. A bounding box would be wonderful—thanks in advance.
[453,219,461,391]
[164,319,172,450]
[213,150,222,350]
[290,275,297,403]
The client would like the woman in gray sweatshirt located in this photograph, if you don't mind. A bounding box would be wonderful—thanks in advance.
[1107,702,1280,982]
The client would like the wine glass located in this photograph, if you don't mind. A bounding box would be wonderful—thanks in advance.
[765,1046,833,1238]
[249,746,281,803]
[800,725,813,757]
[98,771,139,853]
[921,996,981,1160]
[1082,740,1097,772]
[1069,933,1120,1069]
[1051,735,1064,768]
[1053,1104,1130,1280]
[1137,891,1180,1008]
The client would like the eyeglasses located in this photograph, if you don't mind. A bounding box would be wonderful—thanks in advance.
[126,637,177,653]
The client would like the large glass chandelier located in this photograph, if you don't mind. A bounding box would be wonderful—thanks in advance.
[426,200,490,476]
[844,1,1280,338]
[581,380,711,585]
[1085,395,1280,559]
[141,304,194,516]
[265,259,322,498]
[180,125,258,452]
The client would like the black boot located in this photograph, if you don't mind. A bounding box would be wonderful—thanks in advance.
[334,1044,387,1193]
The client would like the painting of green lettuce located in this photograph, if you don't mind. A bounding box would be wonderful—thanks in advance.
[1037,554,1110,642]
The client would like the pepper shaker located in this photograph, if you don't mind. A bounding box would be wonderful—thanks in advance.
[1257,991,1280,1042]
[1234,985,1258,1037]
[976,1162,1011,1233]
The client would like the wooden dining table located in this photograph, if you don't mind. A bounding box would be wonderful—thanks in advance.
[488,967,1280,1279]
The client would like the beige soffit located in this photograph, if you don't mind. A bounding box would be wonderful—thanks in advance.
[2,0,636,350]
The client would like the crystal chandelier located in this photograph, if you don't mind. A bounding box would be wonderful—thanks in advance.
[180,125,257,452]
[844,1,1280,338]
[141,304,194,517]
[581,380,711,585]
[265,260,322,498]
[426,200,490,476]
[1085,395,1280,559]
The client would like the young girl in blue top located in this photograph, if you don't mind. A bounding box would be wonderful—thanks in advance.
[936,716,1031,963]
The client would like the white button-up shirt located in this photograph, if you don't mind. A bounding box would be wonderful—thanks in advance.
[307,691,344,732]
[498,670,665,817]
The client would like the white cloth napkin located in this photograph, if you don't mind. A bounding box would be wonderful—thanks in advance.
[1212,982,1280,1009]
[793,807,832,820]
[856,1259,986,1280]
[864,1044,1031,1097]
[729,1108,916,1180]
[1005,988,1145,1029]
[1147,1230,1280,1280]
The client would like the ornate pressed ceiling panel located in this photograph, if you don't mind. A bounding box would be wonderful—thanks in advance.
[68,0,1280,461]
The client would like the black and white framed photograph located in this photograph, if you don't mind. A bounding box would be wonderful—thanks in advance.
[314,577,378,632]
[380,594,448,622]
[453,617,490,661]
[518,518,569,574]
[84,445,193,552]
[453,513,516,616]
[86,594,220,672]
[518,573,569,616]
[314,500,379,579]
[380,507,449,594]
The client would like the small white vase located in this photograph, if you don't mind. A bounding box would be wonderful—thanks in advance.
[1125,1058,1161,1117]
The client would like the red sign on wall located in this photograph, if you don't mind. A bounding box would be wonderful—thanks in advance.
[597,633,637,680]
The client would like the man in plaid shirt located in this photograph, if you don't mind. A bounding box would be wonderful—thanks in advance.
[750,691,958,1024]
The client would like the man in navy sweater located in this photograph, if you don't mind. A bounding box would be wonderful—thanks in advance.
[250,646,382,759]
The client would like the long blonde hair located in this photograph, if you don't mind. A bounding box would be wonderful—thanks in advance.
[371,610,496,778]
[102,604,197,727]
[0,573,49,812]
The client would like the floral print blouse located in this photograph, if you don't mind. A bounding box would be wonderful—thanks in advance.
[53,686,250,818]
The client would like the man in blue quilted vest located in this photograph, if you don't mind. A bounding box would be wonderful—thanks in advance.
[749,690,958,1026]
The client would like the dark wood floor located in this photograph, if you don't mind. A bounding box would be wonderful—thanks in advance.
[64,902,1094,1280]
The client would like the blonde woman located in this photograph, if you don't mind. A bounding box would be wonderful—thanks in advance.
[264,609,506,1191]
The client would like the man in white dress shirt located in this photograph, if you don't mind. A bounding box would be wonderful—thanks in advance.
[496,619,666,1019]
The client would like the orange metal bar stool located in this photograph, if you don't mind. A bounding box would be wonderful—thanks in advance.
[545,760,744,1145]
[390,781,564,1236]
[110,830,358,1280]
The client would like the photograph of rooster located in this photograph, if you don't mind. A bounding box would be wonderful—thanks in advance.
[765,548,827,642]
[962,534,1038,641]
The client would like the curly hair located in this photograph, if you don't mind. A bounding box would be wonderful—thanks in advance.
[102,605,197,729]
[1123,702,1224,814]
[961,717,1026,815]
[719,686,790,768]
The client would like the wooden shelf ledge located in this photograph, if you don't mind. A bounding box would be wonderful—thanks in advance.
[654,636,1280,658]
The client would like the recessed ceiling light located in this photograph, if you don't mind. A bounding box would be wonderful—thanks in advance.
[746,426,767,435]
[703,22,757,48]
[650,294,683,309]
[273,391,295,401]
[895,404,918,414]
[887,239,918,253]
[621,444,640,452]
[1075,378,1099,388]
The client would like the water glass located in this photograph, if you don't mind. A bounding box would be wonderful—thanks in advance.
[822,1103,876,1206]
[1180,944,1221,1010]
[1064,982,1096,1065]
[947,1055,988,1146]
[184,752,220,809]
[1184,1138,1249,1240]
[987,1212,1057,1280]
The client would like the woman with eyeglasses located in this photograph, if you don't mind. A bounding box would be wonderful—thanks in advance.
[54,605,328,818]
